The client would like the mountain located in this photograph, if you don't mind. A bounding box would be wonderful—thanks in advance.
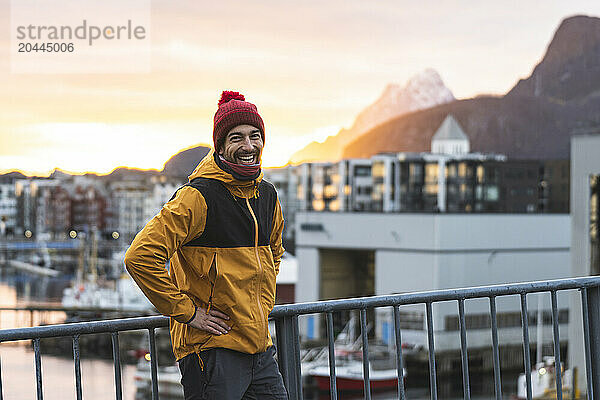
[48,169,73,180]
[508,15,600,102]
[162,145,211,179]
[348,69,455,136]
[0,171,27,183]
[105,167,160,181]
[343,15,600,160]
[289,69,455,163]
[1,146,211,181]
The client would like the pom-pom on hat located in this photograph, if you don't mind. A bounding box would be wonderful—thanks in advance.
[213,91,265,152]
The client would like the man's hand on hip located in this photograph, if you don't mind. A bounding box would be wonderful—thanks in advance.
[187,307,231,335]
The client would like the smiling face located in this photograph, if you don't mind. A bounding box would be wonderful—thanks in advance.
[218,124,264,165]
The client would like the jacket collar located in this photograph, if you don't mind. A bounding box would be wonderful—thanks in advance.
[188,150,263,198]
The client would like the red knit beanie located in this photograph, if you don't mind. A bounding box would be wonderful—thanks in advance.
[213,91,265,151]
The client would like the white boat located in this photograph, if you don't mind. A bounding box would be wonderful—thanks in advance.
[516,298,579,399]
[61,274,153,312]
[302,314,408,393]
[309,352,406,392]
[62,246,153,312]
[516,357,579,399]
[134,358,183,399]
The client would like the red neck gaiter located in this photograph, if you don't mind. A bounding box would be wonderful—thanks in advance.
[216,154,261,180]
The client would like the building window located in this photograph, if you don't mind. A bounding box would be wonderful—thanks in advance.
[324,185,337,199]
[409,164,423,179]
[445,310,568,330]
[372,162,385,178]
[397,311,424,330]
[447,164,456,177]
[354,166,371,177]
[312,199,325,211]
[425,164,438,183]
[477,166,484,182]
[486,186,499,201]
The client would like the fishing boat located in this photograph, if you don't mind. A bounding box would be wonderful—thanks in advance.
[133,358,183,399]
[309,350,406,392]
[62,247,153,312]
[516,357,578,399]
[61,273,153,312]
[516,298,579,399]
[302,314,407,393]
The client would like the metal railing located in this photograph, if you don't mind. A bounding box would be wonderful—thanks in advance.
[0,276,599,400]
[271,276,600,400]
[0,315,167,400]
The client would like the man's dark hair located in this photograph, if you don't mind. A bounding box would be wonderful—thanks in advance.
[216,136,226,154]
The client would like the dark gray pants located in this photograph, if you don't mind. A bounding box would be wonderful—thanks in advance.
[178,346,288,400]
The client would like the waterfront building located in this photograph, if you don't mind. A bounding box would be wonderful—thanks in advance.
[0,183,17,236]
[143,178,182,224]
[44,185,72,238]
[106,181,153,244]
[569,134,600,392]
[539,159,570,213]
[295,211,570,358]
[15,179,59,238]
[263,166,300,246]
[71,185,108,234]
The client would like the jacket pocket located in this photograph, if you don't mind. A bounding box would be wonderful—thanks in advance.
[206,252,218,314]
[180,252,220,349]
[257,249,277,316]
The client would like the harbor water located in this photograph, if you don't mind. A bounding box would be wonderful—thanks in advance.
[0,344,137,400]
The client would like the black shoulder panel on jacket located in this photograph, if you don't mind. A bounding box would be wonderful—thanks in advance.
[181,178,277,248]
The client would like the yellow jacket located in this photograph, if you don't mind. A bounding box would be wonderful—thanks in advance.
[124,151,285,360]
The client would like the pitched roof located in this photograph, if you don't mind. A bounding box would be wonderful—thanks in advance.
[432,114,468,141]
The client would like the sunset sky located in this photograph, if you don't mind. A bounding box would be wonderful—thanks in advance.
[1,1,600,175]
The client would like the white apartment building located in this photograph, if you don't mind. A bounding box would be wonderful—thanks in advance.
[0,183,17,235]
[569,134,600,393]
[143,180,181,223]
[266,159,373,214]
[337,159,373,212]
[15,179,59,237]
[108,181,153,243]
[371,152,507,213]
[263,166,300,242]
[109,178,183,243]
[295,212,570,354]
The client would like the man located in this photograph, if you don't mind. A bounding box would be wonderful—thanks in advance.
[124,91,288,399]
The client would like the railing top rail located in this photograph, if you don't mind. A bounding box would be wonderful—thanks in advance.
[1,276,599,342]
[0,306,154,313]
[0,315,168,342]
[270,276,600,317]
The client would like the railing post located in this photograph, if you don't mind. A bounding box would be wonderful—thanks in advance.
[275,315,301,400]
[148,328,159,400]
[0,348,4,400]
[586,286,600,396]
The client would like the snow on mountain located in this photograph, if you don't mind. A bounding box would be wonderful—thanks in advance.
[350,68,455,137]
[289,69,455,164]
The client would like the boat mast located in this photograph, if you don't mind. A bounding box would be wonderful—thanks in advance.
[536,294,543,365]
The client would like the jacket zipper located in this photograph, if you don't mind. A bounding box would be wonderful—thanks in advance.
[245,197,266,350]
